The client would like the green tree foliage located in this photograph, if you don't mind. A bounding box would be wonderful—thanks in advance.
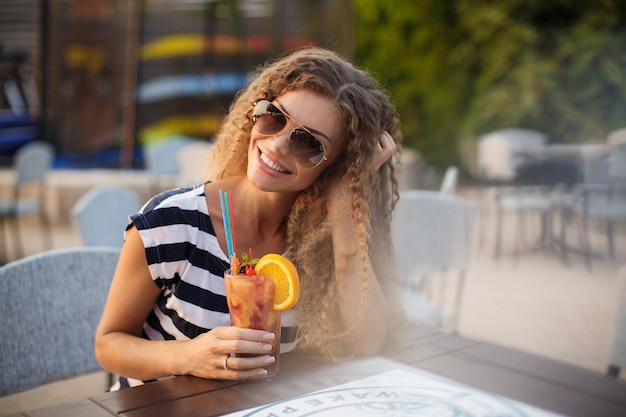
[354,0,626,170]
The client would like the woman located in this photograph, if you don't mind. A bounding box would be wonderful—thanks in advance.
[95,47,401,387]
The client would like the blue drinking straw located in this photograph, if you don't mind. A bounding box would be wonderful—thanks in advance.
[227,190,237,256]
[219,189,233,258]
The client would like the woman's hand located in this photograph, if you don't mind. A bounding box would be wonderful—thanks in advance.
[178,326,276,381]
[326,131,396,213]
[373,130,396,171]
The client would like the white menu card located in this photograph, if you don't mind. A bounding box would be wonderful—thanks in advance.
[225,368,563,416]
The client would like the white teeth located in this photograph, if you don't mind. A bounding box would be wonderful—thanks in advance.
[260,152,288,173]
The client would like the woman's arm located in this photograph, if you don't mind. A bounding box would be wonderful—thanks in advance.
[95,226,274,381]
[327,180,391,356]
[327,131,396,355]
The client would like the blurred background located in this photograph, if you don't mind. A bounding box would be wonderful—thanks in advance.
[2,0,357,168]
[1,0,626,412]
[2,0,625,175]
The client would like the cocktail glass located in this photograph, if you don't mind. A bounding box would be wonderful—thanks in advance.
[224,269,281,381]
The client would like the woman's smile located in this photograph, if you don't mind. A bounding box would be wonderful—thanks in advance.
[259,149,290,174]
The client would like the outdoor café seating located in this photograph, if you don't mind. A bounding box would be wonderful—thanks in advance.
[0,140,54,261]
[72,185,142,248]
[557,140,626,271]
[477,126,626,268]
[0,247,120,396]
[143,136,197,193]
[392,189,477,331]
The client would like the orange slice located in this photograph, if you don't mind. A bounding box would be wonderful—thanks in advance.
[254,254,300,311]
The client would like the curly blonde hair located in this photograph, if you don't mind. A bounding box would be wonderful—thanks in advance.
[206,47,401,360]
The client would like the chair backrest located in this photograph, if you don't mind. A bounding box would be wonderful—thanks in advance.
[477,128,548,182]
[177,141,214,186]
[391,190,477,329]
[0,247,121,396]
[14,141,54,186]
[609,141,626,180]
[72,185,141,248]
[392,190,477,274]
[607,127,626,146]
[608,265,626,376]
[439,166,459,194]
[144,136,196,177]
[580,146,610,184]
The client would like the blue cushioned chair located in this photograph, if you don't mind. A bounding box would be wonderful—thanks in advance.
[0,141,54,261]
[0,247,120,396]
[72,185,141,248]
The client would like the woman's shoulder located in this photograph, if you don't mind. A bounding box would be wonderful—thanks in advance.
[132,183,211,232]
[141,183,208,214]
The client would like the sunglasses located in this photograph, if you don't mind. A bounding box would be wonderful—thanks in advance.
[251,99,328,168]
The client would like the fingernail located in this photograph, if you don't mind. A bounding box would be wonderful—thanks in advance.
[262,343,272,352]
[263,356,275,364]
[262,332,275,340]
[256,369,268,377]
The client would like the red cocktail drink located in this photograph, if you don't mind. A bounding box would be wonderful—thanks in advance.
[224,270,281,380]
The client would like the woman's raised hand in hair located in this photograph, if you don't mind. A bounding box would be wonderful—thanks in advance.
[373,130,396,171]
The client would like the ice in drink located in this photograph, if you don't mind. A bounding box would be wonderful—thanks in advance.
[224,270,281,380]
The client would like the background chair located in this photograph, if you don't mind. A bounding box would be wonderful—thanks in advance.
[176,141,214,187]
[493,185,555,258]
[607,127,626,146]
[559,141,626,271]
[143,136,196,193]
[556,147,608,269]
[0,140,54,261]
[391,190,477,331]
[608,265,626,378]
[609,139,626,180]
[475,128,552,257]
[72,185,142,248]
[476,128,548,182]
[0,247,120,396]
[439,165,459,195]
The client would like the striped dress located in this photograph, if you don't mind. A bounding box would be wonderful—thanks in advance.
[113,184,297,390]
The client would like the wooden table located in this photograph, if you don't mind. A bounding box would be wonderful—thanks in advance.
[11,326,626,417]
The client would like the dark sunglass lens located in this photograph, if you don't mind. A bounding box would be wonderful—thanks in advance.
[289,129,324,165]
[252,101,286,135]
